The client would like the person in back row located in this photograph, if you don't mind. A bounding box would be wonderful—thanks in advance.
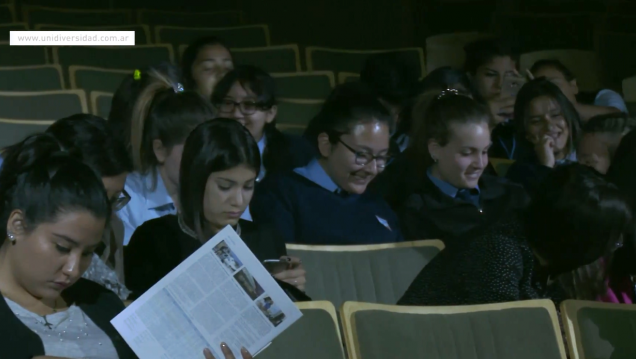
[531,59,628,122]
[125,119,305,299]
[506,78,581,195]
[373,90,528,245]
[211,65,315,185]
[250,82,403,245]
[360,52,421,152]
[577,113,636,174]
[464,38,523,160]
[118,67,216,245]
[399,164,633,307]
[181,36,234,100]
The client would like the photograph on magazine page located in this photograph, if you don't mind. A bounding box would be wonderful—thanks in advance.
[214,240,244,274]
[234,268,265,300]
[256,296,286,327]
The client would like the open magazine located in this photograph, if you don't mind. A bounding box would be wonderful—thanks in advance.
[111,226,303,359]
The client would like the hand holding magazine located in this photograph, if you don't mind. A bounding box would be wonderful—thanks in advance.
[111,226,303,359]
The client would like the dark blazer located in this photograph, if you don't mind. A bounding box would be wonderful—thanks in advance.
[0,278,135,359]
[372,152,529,246]
[125,215,287,299]
[506,150,554,196]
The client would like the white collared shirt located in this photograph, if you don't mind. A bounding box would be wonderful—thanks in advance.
[118,170,176,245]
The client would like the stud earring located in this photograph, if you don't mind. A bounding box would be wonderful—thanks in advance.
[7,232,15,242]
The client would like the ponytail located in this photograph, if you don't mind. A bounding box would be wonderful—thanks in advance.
[130,69,175,173]
[0,134,110,235]
[129,68,216,189]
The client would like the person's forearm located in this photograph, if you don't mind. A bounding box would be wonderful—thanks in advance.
[576,103,621,122]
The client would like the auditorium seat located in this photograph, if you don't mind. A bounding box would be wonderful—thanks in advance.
[0,65,64,91]
[272,71,335,99]
[137,9,243,28]
[342,299,567,359]
[22,6,133,27]
[156,25,270,49]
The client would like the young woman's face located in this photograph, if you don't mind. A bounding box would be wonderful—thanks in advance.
[319,121,391,194]
[6,211,105,300]
[218,81,277,142]
[203,164,257,231]
[429,121,490,188]
[578,133,612,174]
[191,44,234,98]
[472,56,517,99]
[525,96,570,157]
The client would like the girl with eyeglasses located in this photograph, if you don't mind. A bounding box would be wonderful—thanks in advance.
[0,114,133,299]
[373,91,528,245]
[211,66,315,183]
[250,82,403,245]
[118,66,216,246]
[506,78,582,195]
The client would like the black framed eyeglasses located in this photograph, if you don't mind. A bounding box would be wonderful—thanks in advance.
[111,189,131,212]
[215,99,267,115]
[338,139,393,168]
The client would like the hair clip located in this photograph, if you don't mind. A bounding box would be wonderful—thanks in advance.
[174,83,184,93]
[437,88,460,100]
[133,69,141,80]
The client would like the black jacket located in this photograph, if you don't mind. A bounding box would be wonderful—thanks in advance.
[506,150,554,196]
[125,215,287,299]
[373,153,529,246]
[0,278,135,359]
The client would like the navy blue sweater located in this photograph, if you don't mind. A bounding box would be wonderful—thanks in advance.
[250,171,404,245]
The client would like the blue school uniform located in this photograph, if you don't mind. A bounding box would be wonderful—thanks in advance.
[119,170,176,245]
[250,158,403,245]
[242,131,315,222]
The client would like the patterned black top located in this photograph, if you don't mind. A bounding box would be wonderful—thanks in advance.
[398,216,567,306]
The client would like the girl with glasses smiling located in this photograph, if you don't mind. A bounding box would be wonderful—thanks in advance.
[250,82,403,245]
[211,66,315,182]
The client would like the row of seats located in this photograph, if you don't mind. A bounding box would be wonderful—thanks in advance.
[0,65,335,97]
[0,89,322,146]
[0,5,244,27]
[0,42,426,79]
[129,298,634,359]
[1,38,629,91]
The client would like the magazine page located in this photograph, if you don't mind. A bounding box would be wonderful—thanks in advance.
[111,226,303,359]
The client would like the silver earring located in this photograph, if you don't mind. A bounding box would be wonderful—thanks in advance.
[7,232,15,242]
